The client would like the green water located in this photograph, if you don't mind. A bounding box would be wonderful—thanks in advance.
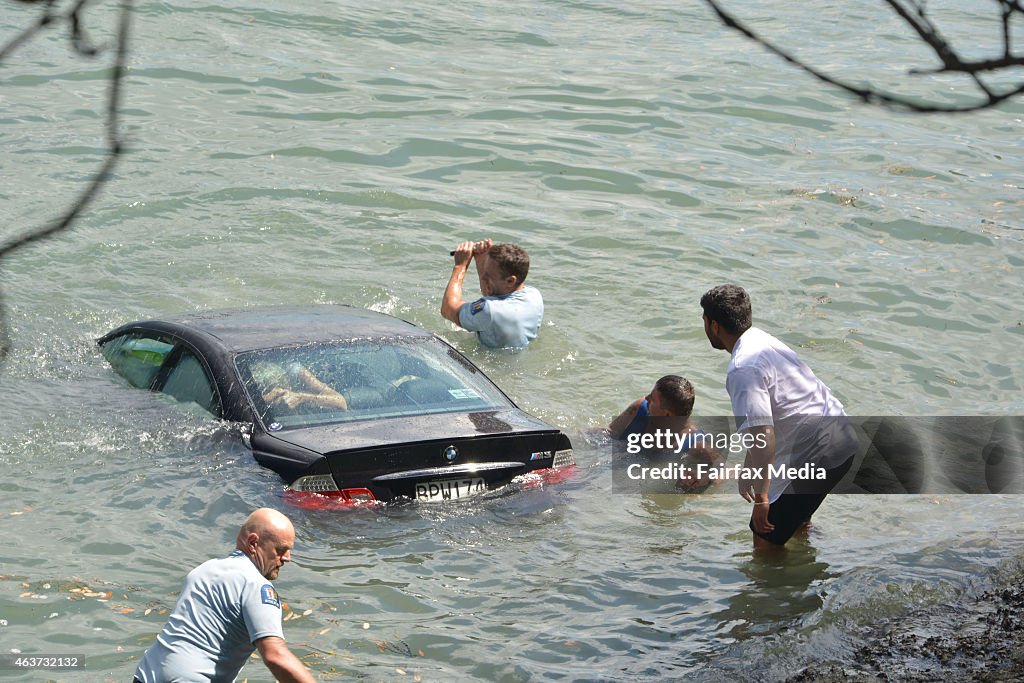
[1,1,1022,680]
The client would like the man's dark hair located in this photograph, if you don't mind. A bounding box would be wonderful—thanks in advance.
[488,243,530,285]
[654,375,695,417]
[700,284,752,335]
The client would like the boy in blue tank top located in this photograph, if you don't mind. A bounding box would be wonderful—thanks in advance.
[609,374,724,492]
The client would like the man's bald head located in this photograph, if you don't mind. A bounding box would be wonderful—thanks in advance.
[236,508,294,547]
[236,508,296,580]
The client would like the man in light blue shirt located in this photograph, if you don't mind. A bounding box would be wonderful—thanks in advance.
[441,238,543,348]
[133,509,314,683]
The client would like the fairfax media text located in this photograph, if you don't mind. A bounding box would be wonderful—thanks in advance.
[626,461,828,482]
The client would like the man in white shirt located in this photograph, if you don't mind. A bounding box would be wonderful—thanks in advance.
[700,284,858,550]
[133,508,315,683]
[441,238,543,348]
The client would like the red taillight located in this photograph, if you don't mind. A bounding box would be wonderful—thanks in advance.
[283,487,379,510]
[536,464,577,485]
[515,464,578,489]
[340,488,376,504]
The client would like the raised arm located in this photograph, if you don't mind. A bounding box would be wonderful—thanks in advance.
[441,240,476,325]
[442,239,492,325]
[471,238,493,293]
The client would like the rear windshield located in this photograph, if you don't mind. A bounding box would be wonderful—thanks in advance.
[236,337,512,429]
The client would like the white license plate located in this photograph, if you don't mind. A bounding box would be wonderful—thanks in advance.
[414,477,486,501]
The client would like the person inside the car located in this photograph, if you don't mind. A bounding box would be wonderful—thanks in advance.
[251,361,349,413]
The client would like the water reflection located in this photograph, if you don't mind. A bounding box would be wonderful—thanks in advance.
[719,543,836,642]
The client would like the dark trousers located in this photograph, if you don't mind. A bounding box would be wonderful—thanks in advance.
[750,455,855,545]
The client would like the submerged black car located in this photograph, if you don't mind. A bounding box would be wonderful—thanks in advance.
[97,305,574,505]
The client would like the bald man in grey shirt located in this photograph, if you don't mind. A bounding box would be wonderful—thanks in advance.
[133,509,314,683]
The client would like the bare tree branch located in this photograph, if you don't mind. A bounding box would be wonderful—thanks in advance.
[1,1,1021,368]
[0,0,132,365]
[68,0,104,57]
[0,0,58,62]
[704,0,1024,112]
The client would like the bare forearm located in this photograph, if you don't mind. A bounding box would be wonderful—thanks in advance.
[292,391,347,410]
[441,265,468,324]
[608,399,643,438]
[473,251,489,292]
[443,239,486,324]
[258,638,316,683]
[265,653,315,683]
[297,369,348,410]
[743,425,775,501]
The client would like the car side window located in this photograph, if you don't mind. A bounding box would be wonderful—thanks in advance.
[162,349,219,416]
[100,334,174,389]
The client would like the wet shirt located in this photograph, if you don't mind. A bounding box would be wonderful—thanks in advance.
[134,550,284,683]
[727,326,857,501]
[458,286,544,348]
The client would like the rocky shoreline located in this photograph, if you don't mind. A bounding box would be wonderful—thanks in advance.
[788,559,1024,682]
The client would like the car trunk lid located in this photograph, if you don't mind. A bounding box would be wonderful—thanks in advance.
[265,409,568,500]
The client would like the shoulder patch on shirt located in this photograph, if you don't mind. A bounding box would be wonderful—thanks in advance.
[260,584,281,608]
[470,299,485,315]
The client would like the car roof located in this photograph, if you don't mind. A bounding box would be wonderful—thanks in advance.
[116,305,432,353]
